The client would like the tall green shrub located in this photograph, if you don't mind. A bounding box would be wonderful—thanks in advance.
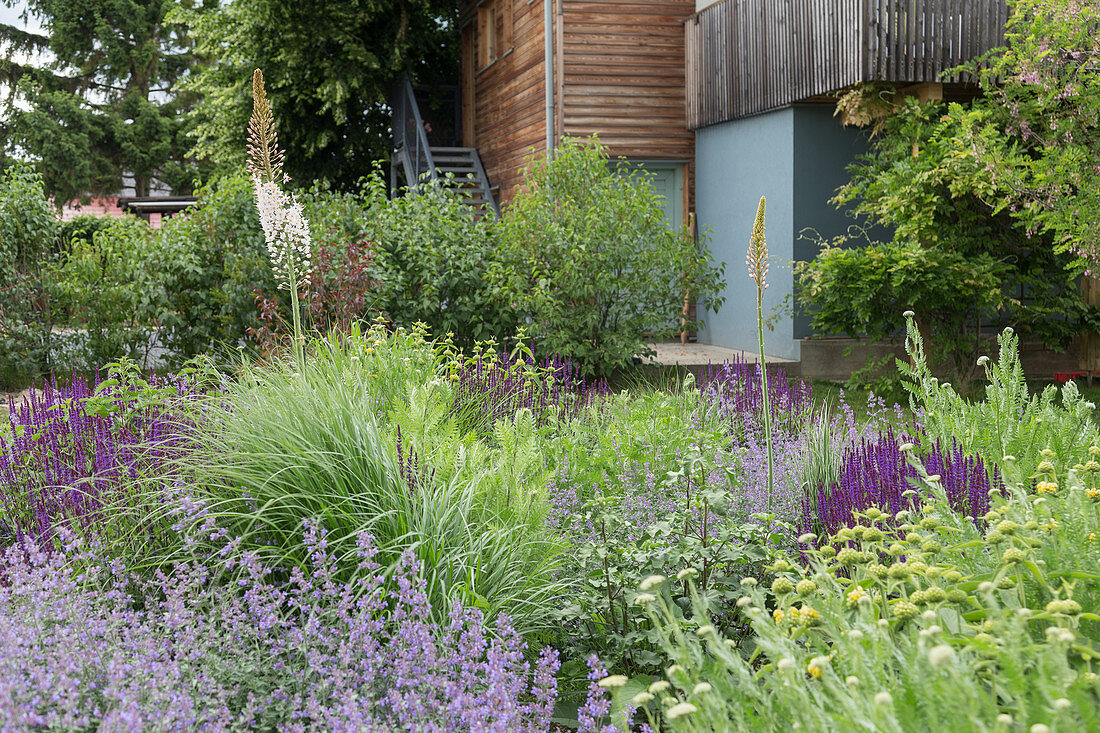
[54,216,155,370]
[361,173,513,348]
[0,165,60,387]
[495,138,724,377]
[146,175,273,365]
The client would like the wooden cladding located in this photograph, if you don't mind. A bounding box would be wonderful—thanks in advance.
[463,0,696,207]
[558,0,695,161]
[477,0,514,69]
[686,0,1009,129]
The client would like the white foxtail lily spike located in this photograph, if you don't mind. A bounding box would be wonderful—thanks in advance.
[253,176,312,289]
[247,68,310,367]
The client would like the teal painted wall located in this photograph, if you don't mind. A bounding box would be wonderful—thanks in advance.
[695,108,797,360]
[695,106,877,359]
[792,106,879,339]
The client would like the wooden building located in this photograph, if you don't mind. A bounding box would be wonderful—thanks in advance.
[454,0,697,222]
[687,0,1010,360]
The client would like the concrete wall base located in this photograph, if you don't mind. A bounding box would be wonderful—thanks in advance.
[799,336,1080,383]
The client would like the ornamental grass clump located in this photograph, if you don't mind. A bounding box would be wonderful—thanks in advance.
[162,326,565,636]
[0,519,568,731]
[0,371,197,548]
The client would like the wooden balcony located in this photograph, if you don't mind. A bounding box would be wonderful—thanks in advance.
[686,0,1009,129]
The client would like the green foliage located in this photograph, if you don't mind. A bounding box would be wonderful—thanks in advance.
[0,0,204,201]
[57,214,113,254]
[0,163,57,279]
[145,175,273,365]
[618,453,1100,731]
[953,0,1100,258]
[0,165,59,387]
[796,238,1010,384]
[899,313,1098,484]
[804,96,1095,387]
[157,324,566,636]
[495,138,725,377]
[53,216,155,371]
[548,384,788,675]
[179,0,459,187]
[362,174,514,348]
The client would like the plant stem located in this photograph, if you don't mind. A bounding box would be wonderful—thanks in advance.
[756,281,775,507]
[288,257,304,369]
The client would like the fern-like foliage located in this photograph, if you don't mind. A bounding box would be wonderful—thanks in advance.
[897,313,1098,481]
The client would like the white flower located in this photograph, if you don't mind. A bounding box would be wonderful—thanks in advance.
[692,682,712,695]
[253,175,312,289]
[874,691,893,706]
[640,574,666,591]
[648,680,671,694]
[776,658,794,672]
[632,691,655,706]
[845,676,860,687]
[996,714,1012,725]
[634,592,656,605]
[598,675,628,689]
[1053,698,1071,711]
[1030,725,1050,733]
[928,644,954,667]
[666,702,698,720]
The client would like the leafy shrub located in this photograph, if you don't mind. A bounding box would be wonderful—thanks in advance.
[56,214,113,255]
[0,165,61,388]
[362,173,514,348]
[145,175,273,366]
[54,216,156,370]
[795,238,1010,385]
[495,137,724,377]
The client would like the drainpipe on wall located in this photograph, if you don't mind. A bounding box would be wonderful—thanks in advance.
[544,0,554,156]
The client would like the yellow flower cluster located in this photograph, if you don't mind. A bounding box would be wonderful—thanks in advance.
[1036,481,1058,494]
[775,605,821,627]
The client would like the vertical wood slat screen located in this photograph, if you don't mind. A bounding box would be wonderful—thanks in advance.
[686,0,1007,129]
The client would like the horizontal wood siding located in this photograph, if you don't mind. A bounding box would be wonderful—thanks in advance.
[687,0,1008,128]
[466,0,549,206]
[560,0,695,162]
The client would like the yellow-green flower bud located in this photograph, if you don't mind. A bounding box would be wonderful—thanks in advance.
[946,589,968,604]
[796,579,817,596]
[836,548,861,566]
[1045,599,1082,616]
[1002,547,1026,564]
[771,577,794,595]
[893,600,919,620]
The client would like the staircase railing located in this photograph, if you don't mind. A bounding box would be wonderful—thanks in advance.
[391,75,437,191]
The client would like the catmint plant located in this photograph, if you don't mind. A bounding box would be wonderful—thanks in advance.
[746,196,775,506]
[248,68,311,368]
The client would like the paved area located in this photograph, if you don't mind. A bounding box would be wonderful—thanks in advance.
[642,341,797,367]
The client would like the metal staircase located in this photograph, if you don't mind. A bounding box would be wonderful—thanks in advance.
[391,78,499,215]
